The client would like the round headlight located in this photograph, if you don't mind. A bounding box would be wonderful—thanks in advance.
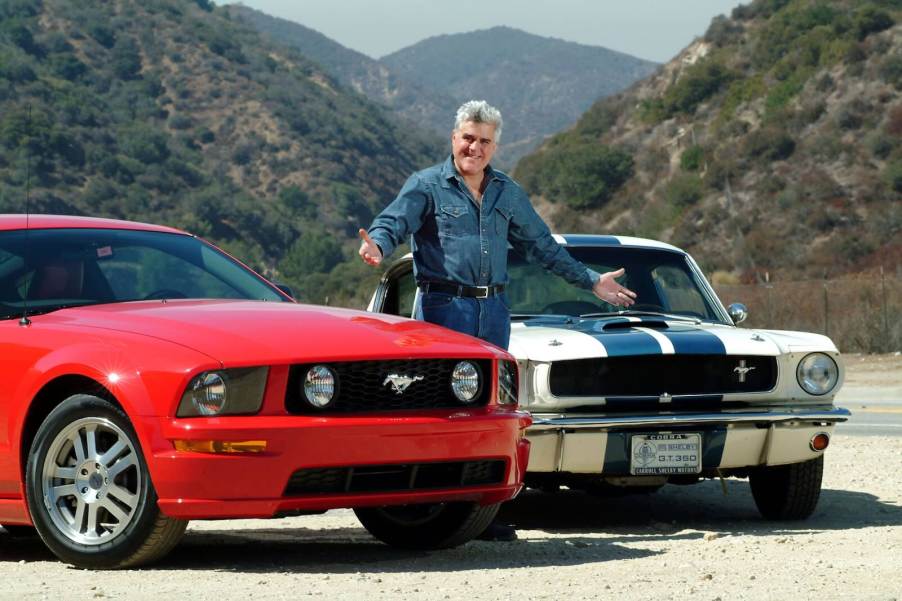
[451,361,480,403]
[796,353,838,396]
[192,372,227,416]
[304,365,336,408]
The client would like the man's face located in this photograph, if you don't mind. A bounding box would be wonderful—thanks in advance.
[451,121,497,177]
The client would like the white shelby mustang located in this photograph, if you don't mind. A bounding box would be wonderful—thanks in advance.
[368,234,850,520]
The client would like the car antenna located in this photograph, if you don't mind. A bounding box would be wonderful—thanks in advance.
[19,103,32,327]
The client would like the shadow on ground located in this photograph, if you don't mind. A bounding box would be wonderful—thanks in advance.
[0,479,898,572]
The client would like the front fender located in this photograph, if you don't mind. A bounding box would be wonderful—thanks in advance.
[9,332,219,490]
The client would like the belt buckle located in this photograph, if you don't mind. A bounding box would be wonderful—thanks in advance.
[474,286,489,299]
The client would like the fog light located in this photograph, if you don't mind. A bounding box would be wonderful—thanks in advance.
[451,361,480,402]
[304,365,336,408]
[810,432,830,452]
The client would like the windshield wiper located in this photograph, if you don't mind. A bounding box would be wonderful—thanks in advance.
[511,313,574,321]
[7,300,103,319]
[579,310,702,323]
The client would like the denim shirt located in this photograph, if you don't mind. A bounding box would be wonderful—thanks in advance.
[368,155,600,290]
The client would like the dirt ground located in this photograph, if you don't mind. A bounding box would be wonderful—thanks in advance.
[1,355,900,601]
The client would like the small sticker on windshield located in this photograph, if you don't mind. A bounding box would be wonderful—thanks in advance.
[97,246,113,258]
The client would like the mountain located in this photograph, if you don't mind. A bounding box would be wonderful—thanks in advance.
[514,0,900,280]
[0,0,444,306]
[381,27,659,165]
[224,4,459,134]
[223,10,658,167]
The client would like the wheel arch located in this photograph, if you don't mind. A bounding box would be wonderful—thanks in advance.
[18,375,121,481]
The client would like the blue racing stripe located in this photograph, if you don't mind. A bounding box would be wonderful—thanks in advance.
[522,318,664,355]
[595,328,662,356]
[659,325,726,355]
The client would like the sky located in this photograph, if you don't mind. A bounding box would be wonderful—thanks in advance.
[223,0,746,63]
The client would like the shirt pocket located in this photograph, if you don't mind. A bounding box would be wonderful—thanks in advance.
[438,202,468,238]
[494,202,513,237]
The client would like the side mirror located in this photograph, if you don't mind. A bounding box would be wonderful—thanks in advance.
[275,283,295,299]
[727,302,748,325]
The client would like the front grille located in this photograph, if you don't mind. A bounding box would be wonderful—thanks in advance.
[285,359,491,414]
[284,460,506,496]
[549,355,777,400]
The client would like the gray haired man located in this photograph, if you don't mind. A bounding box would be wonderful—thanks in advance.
[358,100,635,539]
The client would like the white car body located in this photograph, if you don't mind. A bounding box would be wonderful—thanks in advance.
[368,235,850,519]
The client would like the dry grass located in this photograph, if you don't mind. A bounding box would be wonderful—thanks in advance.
[715,269,901,352]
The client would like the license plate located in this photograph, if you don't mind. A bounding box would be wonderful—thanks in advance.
[630,433,702,475]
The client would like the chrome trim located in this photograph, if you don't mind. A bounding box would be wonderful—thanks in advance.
[529,407,851,430]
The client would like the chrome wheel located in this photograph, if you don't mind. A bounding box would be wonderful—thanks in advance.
[40,417,141,546]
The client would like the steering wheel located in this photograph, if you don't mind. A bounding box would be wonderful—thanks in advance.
[143,289,188,300]
[539,300,601,316]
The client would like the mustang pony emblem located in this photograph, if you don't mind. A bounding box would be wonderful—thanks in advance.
[734,360,757,383]
[383,373,425,394]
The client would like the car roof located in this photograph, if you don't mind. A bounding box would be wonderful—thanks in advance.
[394,234,686,263]
[0,214,187,235]
[553,234,683,252]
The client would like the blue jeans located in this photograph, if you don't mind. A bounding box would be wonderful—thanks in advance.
[416,292,511,350]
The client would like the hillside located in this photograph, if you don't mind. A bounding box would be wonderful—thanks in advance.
[0,0,444,306]
[515,0,901,281]
[382,27,659,165]
[225,4,459,136]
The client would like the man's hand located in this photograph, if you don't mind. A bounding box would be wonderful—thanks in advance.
[358,228,383,266]
[592,268,636,307]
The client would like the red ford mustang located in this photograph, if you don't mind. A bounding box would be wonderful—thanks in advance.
[0,215,530,568]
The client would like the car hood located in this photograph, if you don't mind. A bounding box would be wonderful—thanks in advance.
[508,315,837,362]
[45,300,506,365]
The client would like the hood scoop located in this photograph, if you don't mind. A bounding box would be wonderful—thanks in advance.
[602,319,669,331]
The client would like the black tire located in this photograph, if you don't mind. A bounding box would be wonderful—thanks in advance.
[355,502,500,549]
[749,455,824,520]
[1,524,39,538]
[25,394,187,569]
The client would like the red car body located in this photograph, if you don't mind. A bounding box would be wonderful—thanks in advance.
[0,215,530,566]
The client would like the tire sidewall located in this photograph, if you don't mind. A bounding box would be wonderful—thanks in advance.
[25,394,161,568]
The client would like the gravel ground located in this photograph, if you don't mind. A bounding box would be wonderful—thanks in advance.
[2,357,900,601]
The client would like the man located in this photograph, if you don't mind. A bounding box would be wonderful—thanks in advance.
[359,99,635,350]
[358,100,636,541]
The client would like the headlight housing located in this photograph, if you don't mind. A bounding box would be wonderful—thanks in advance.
[497,360,518,405]
[451,361,481,403]
[177,367,269,417]
[796,353,838,396]
[303,365,337,408]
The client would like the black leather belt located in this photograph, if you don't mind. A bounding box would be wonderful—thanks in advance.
[419,282,505,299]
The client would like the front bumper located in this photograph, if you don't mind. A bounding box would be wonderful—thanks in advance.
[525,407,850,474]
[149,407,531,520]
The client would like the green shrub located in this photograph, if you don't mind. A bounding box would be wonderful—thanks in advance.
[745,127,796,162]
[880,55,902,90]
[852,5,894,40]
[663,174,704,207]
[680,145,704,171]
[885,161,902,193]
[662,59,734,116]
[279,231,344,279]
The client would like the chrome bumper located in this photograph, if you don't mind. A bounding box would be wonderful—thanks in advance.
[529,407,851,431]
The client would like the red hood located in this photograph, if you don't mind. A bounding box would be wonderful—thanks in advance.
[43,300,507,365]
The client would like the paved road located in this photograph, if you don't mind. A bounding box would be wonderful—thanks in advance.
[835,374,902,436]
[835,400,902,436]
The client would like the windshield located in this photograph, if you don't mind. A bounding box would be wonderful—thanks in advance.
[0,228,288,319]
[506,246,725,323]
